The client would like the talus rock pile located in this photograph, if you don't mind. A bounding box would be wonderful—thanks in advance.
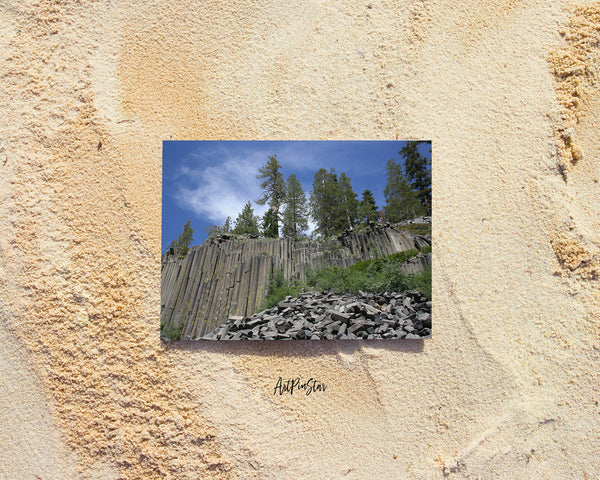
[201,290,432,340]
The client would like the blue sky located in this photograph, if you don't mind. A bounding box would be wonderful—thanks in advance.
[162,140,431,252]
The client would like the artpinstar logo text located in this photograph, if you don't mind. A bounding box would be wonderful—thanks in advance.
[273,377,327,395]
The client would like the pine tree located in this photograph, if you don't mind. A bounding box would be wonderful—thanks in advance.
[223,216,232,233]
[400,141,431,215]
[256,155,285,236]
[337,172,359,231]
[282,174,308,240]
[358,189,379,224]
[169,219,194,255]
[204,224,220,238]
[310,169,359,237]
[261,208,279,238]
[310,168,338,238]
[384,159,425,222]
[232,202,260,235]
[204,216,232,238]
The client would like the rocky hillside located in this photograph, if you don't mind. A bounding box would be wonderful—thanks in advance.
[161,226,430,340]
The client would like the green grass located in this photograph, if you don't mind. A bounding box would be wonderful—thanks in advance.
[257,247,432,313]
[307,252,431,300]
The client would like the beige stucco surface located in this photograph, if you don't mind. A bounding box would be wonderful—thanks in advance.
[1,1,599,478]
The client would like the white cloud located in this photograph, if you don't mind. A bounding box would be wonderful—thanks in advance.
[174,153,269,224]
[167,141,344,230]
[273,145,322,172]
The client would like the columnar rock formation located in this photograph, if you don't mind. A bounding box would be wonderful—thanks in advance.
[161,227,430,340]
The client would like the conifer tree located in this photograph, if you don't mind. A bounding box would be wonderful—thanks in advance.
[310,168,339,238]
[232,202,260,235]
[282,173,308,240]
[358,189,379,224]
[169,219,194,255]
[256,155,285,236]
[337,172,359,231]
[204,216,232,238]
[400,141,432,215]
[204,224,220,238]
[310,169,359,237]
[223,216,232,233]
[384,159,425,222]
[261,208,279,238]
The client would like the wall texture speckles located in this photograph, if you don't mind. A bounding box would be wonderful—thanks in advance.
[0,1,599,478]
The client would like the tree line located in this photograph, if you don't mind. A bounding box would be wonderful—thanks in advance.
[206,141,431,241]
[170,141,431,253]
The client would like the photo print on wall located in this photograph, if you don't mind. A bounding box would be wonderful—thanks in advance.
[161,140,432,341]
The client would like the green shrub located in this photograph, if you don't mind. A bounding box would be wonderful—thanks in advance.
[259,268,303,310]
[388,249,419,264]
[259,249,432,311]
[309,250,431,299]
[161,322,184,341]
[261,284,303,310]
[407,267,432,300]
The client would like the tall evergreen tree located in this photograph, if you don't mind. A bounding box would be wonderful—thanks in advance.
[358,189,379,224]
[384,159,425,222]
[169,219,194,255]
[400,141,431,214]
[261,208,279,238]
[256,155,285,236]
[232,202,260,235]
[282,174,308,240]
[310,168,339,238]
[310,169,359,237]
[337,172,359,231]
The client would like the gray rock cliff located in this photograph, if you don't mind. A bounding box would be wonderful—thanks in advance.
[161,227,430,340]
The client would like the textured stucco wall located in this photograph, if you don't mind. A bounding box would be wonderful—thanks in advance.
[1,1,599,479]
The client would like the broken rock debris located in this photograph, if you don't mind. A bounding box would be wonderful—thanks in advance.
[202,290,431,340]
